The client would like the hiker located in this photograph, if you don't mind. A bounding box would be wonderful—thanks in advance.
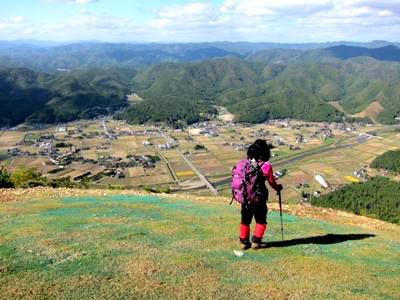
[232,139,283,249]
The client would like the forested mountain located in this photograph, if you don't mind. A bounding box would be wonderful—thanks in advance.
[246,45,400,64]
[1,41,400,126]
[121,57,400,124]
[0,69,53,126]
[0,68,134,126]
[0,41,399,72]
[327,45,400,61]
[312,177,400,224]
[118,59,262,125]
[0,43,241,72]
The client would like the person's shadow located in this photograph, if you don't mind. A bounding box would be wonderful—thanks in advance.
[259,233,375,249]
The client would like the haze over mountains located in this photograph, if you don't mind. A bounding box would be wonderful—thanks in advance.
[1,40,400,71]
[0,40,400,127]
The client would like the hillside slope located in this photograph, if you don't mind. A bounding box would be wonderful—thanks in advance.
[0,189,398,299]
[2,45,400,126]
[123,58,400,124]
[0,68,134,126]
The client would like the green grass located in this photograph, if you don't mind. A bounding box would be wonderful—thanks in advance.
[0,195,399,299]
[323,137,335,146]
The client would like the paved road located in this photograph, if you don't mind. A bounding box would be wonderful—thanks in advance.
[160,131,218,194]
[212,135,372,187]
[272,124,400,169]
[177,150,218,194]
[273,136,369,168]
[164,125,400,191]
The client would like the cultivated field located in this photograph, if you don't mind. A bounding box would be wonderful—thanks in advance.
[1,119,399,203]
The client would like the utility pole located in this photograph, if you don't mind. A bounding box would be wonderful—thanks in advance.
[309,170,316,203]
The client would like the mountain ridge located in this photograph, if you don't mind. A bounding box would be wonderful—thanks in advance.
[0,41,400,72]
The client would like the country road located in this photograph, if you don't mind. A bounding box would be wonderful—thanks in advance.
[273,135,369,168]
[102,119,110,136]
[211,134,374,187]
[270,125,400,170]
[160,131,218,194]
[177,150,219,194]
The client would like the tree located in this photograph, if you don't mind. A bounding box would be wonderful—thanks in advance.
[194,144,207,151]
[10,168,44,188]
[370,150,400,173]
[0,166,14,188]
[312,177,400,224]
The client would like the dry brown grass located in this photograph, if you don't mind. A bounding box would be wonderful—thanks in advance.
[353,101,384,122]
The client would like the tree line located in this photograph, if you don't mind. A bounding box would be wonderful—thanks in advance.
[312,177,400,224]
[370,149,400,173]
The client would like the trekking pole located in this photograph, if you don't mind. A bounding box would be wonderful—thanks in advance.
[278,191,284,241]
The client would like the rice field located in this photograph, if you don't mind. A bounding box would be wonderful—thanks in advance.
[188,152,228,176]
[7,157,57,174]
[0,131,25,145]
[2,121,400,202]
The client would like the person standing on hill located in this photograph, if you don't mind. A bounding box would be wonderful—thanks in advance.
[232,139,283,250]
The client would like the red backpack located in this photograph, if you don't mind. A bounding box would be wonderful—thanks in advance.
[231,159,265,205]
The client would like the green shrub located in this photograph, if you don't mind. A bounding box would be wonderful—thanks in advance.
[49,177,77,188]
[143,185,170,194]
[10,168,44,188]
[107,184,125,190]
[0,166,14,188]
[194,144,207,151]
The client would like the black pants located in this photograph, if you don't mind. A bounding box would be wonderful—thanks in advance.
[241,199,268,225]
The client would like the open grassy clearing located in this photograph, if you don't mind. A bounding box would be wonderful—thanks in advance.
[97,174,173,187]
[353,101,384,122]
[111,136,154,158]
[0,131,25,145]
[127,93,143,103]
[7,157,57,174]
[0,190,398,299]
[328,101,349,115]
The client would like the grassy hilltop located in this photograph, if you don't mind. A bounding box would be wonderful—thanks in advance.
[0,189,399,299]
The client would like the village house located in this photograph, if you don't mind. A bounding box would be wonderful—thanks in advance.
[231,143,249,151]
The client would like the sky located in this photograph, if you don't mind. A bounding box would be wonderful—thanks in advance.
[0,0,399,43]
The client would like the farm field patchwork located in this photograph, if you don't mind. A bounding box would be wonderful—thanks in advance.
[2,120,400,202]
[188,152,228,176]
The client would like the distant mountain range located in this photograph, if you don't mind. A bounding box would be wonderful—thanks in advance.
[0,41,399,127]
[0,40,400,71]
[327,45,400,61]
